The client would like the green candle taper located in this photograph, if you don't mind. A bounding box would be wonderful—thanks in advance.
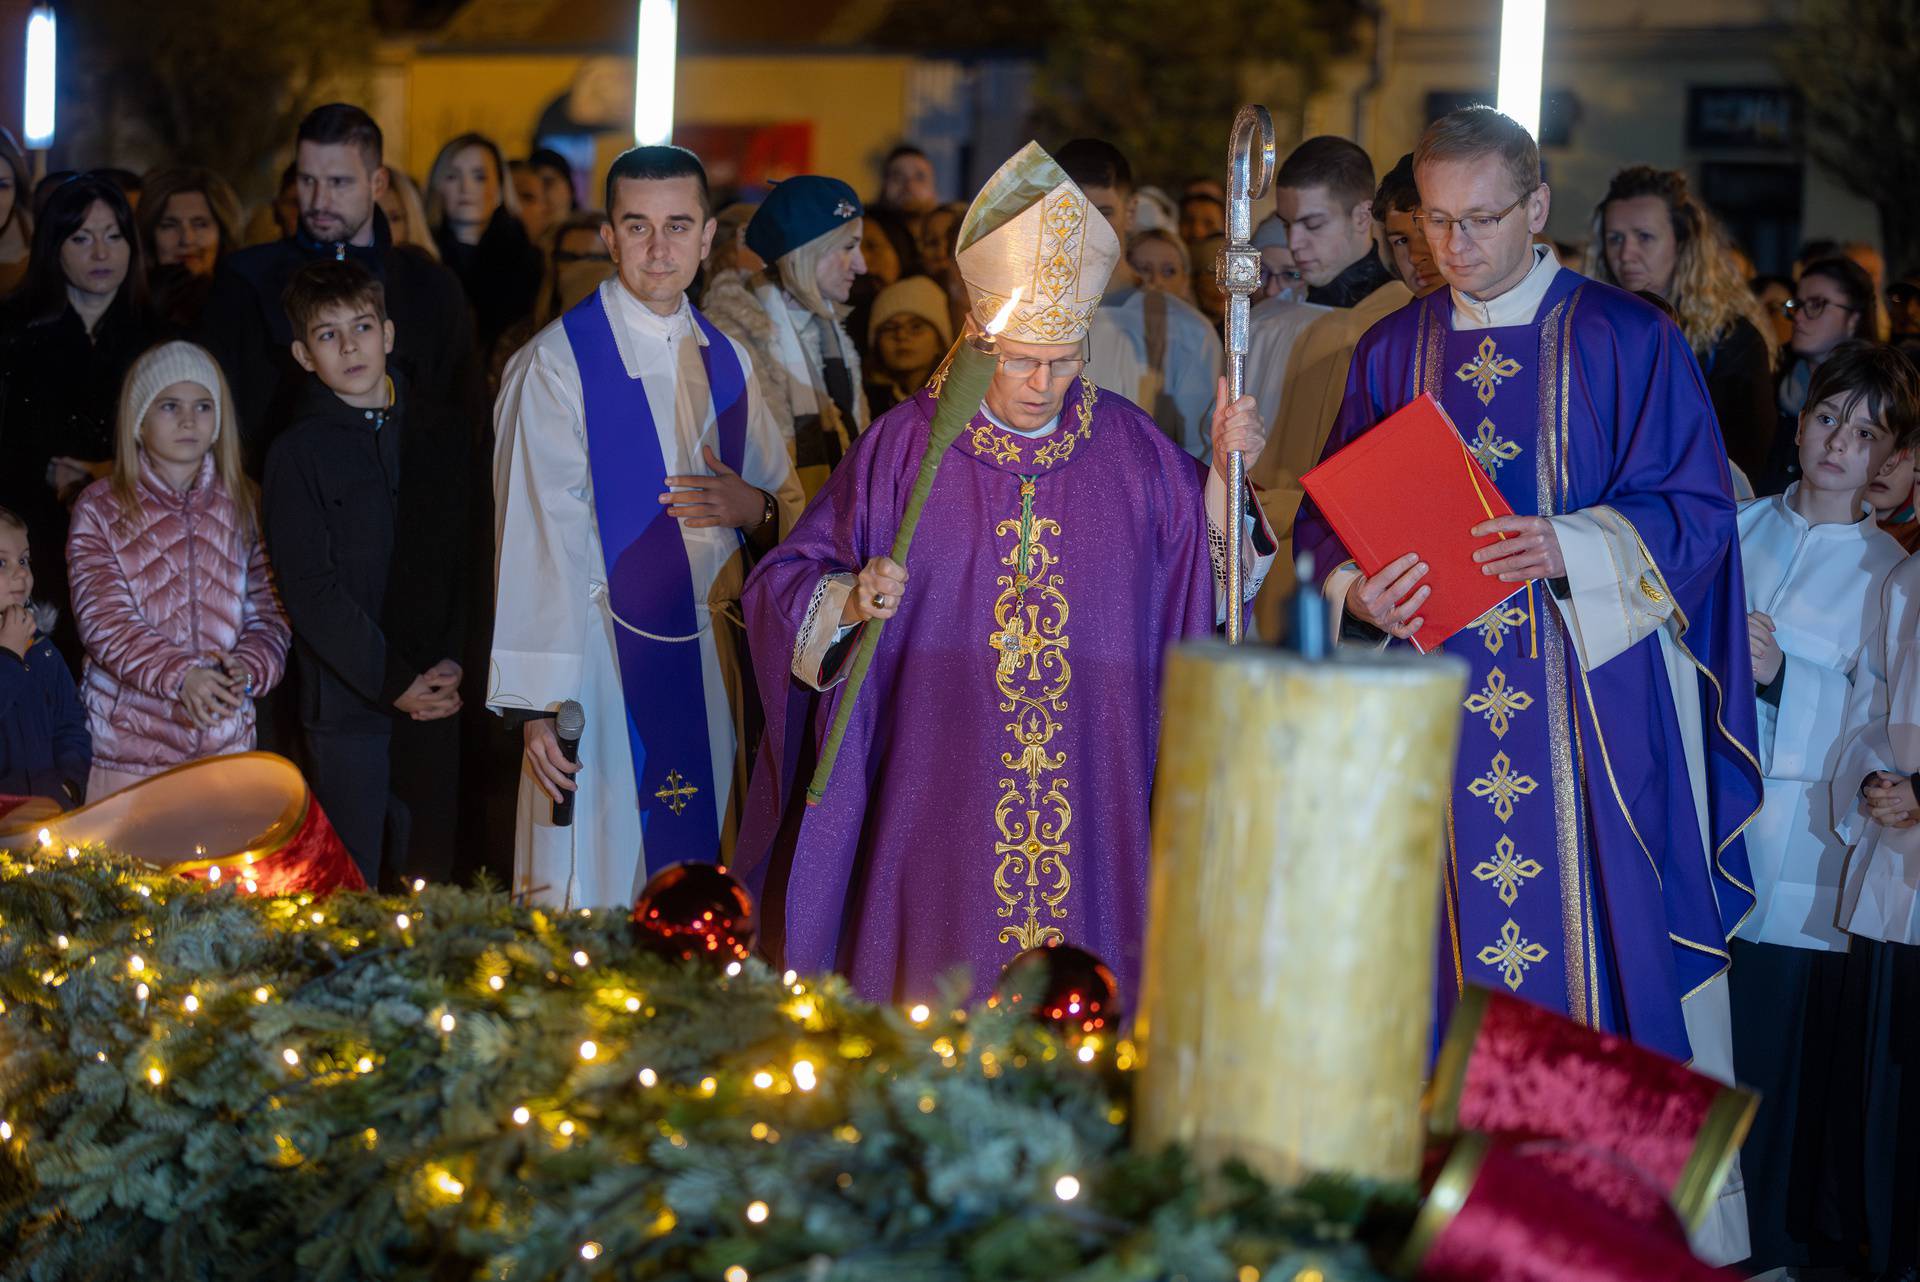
[805,314,1009,806]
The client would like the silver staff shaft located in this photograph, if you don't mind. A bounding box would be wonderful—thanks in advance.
[1217,105,1275,643]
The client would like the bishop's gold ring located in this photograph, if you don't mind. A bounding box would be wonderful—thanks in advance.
[872,594,888,609]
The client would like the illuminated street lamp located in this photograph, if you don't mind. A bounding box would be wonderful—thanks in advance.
[1496,0,1545,139]
[23,3,55,175]
[634,0,676,146]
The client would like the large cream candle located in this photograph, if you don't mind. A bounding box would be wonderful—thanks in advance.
[1132,642,1467,1184]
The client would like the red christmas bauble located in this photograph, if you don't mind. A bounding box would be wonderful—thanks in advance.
[996,942,1120,1036]
[629,862,757,964]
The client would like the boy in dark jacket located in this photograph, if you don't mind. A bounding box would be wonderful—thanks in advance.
[263,261,467,887]
[0,508,89,802]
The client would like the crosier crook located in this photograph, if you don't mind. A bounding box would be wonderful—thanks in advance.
[1215,105,1275,643]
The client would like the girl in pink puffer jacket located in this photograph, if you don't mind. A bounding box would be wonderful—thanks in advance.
[67,341,289,798]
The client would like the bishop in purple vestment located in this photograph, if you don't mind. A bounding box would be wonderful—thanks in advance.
[733,143,1275,1006]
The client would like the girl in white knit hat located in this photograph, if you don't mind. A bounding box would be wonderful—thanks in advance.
[65,340,290,798]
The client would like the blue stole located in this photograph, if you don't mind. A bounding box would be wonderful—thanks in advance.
[561,289,749,874]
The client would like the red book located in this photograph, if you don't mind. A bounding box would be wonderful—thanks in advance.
[1301,393,1523,654]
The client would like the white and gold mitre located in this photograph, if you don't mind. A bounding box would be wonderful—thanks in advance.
[954,142,1120,346]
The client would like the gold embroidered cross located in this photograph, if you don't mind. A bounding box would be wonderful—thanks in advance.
[1456,337,1523,405]
[1464,667,1535,740]
[1467,751,1538,823]
[1470,603,1530,654]
[1472,834,1544,907]
[654,770,699,816]
[994,603,1065,683]
[1476,918,1550,991]
[1468,417,1523,476]
[992,616,1028,680]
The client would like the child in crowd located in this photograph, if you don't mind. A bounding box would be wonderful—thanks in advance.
[1866,444,1920,553]
[0,507,89,802]
[1829,355,1920,1282]
[67,342,288,798]
[263,260,467,889]
[1734,339,1920,1272]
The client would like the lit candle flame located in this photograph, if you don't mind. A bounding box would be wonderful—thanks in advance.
[985,287,1024,337]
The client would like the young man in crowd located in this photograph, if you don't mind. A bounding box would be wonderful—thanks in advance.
[263,261,468,890]
[1178,191,1225,246]
[1374,153,1442,298]
[875,145,938,223]
[491,146,802,909]
[1732,339,1918,1274]
[1251,135,1411,628]
[1060,138,1224,463]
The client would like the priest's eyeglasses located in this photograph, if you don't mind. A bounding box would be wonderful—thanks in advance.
[997,351,1087,380]
[1416,192,1530,242]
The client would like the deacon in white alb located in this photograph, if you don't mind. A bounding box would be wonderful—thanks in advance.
[490,145,803,909]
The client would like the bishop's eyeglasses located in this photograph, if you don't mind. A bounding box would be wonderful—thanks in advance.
[1416,192,1531,243]
[996,349,1088,381]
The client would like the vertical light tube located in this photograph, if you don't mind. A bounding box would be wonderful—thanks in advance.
[634,0,677,146]
[1496,0,1545,139]
[23,5,56,151]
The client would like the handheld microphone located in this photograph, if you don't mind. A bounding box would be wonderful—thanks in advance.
[552,701,584,827]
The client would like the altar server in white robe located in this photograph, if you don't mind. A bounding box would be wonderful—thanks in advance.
[1823,347,1920,1280]
[1729,340,1915,1274]
[490,145,803,909]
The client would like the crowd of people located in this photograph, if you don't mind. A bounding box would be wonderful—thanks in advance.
[0,94,1915,1278]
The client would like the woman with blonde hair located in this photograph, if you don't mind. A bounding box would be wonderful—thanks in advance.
[377,166,440,262]
[424,132,542,353]
[1127,227,1195,304]
[1589,166,1778,480]
[703,175,869,497]
[65,341,288,798]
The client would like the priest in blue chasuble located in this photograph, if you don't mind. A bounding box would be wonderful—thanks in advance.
[1294,108,1762,1262]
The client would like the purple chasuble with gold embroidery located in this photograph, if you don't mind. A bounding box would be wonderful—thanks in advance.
[735,378,1217,1005]
[1297,273,1761,1064]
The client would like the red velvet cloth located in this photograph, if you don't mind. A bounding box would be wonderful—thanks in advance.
[1437,989,1738,1205]
[1417,1138,1739,1282]
[1423,1137,1687,1240]
[177,797,364,896]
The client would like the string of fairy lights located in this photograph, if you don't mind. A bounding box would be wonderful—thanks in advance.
[0,829,1140,1279]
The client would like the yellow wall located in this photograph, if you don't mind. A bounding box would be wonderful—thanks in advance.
[397,55,584,180]
[677,55,916,192]
[395,50,916,193]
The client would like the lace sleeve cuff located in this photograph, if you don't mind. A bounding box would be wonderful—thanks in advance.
[794,573,860,690]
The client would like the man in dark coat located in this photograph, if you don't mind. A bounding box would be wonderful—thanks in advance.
[197,103,484,474]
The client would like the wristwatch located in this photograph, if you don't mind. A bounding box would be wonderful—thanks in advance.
[755,489,777,532]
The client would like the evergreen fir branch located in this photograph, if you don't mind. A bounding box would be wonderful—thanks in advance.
[0,845,1406,1281]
